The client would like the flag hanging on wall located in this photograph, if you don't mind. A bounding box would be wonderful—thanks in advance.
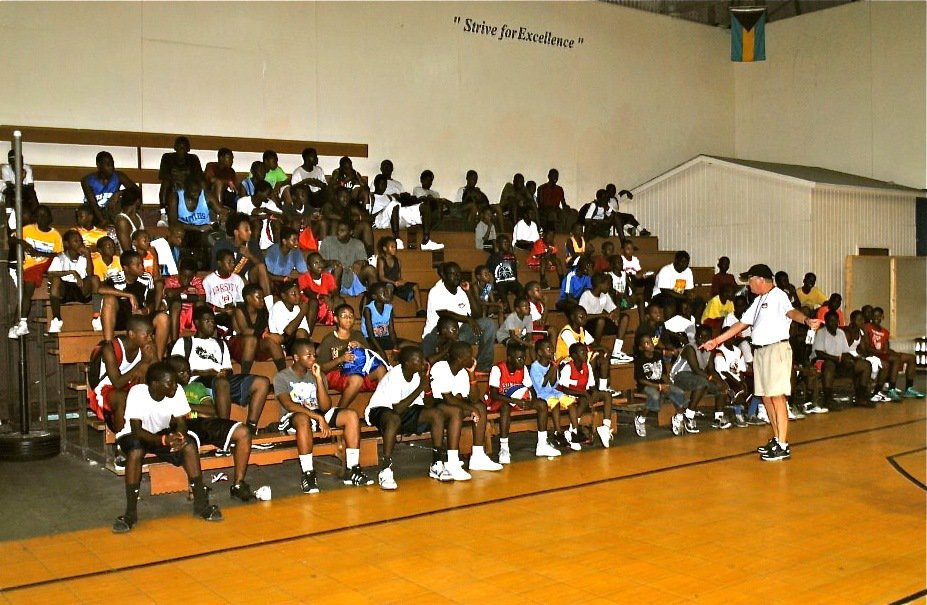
[730,7,766,62]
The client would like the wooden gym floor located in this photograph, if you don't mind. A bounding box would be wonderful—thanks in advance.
[0,402,924,604]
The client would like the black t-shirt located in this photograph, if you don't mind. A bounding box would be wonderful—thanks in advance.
[488,252,518,284]
[634,352,663,391]
[158,152,203,187]
[104,272,151,308]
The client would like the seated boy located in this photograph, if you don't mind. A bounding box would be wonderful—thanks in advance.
[9,205,61,338]
[369,174,444,251]
[297,252,341,332]
[527,228,565,289]
[274,339,373,493]
[47,229,93,333]
[556,256,592,314]
[865,307,925,400]
[670,325,726,430]
[494,297,535,348]
[555,343,615,449]
[264,226,308,283]
[267,280,313,352]
[81,151,137,227]
[554,306,619,396]
[319,221,377,296]
[813,310,878,408]
[168,356,257,501]
[204,249,246,333]
[74,206,108,249]
[210,212,272,299]
[317,304,387,413]
[367,346,473,487]
[635,333,688,436]
[163,258,205,341]
[487,234,522,313]
[429,342,503,472]
[112,362,222,533]
[528,339,567,450]
[170,306,270,434]
[98,250,171,358]
[485,341,561,463]
[424,316,461,365]
[361,282,414,361]
[579,272,632,364]
[230,283,286,374]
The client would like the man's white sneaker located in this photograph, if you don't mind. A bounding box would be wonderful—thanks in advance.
[378,467,398,490]
[8,319,28,339]
[671,413,683,436]
[564,432,582,451]
[498,447,511,465]
[420,240,444,251]
[395,238,405,250]
[634,415,647,437]
[595,425,611,448]
[806,405,829,414]
[91,317,103,332]
[535,442,561,457]
[47,318,64,334]
[468,453,503,471]
[444,461,472,481]
[429,461,453,482]
[611,352,634,365]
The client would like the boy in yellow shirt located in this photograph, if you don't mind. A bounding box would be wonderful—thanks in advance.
[10,206,61,338]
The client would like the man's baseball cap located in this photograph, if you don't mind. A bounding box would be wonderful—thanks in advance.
[739,263,774,281]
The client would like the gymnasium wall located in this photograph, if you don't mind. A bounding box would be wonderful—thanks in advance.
[0,1,734,207]
[734,0,927,190]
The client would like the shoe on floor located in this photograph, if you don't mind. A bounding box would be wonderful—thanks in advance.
[195,504,223,521]
[634,415,647,437]
[886,388,903,402]
[711,416,732,430]
[806,405,829,414]
[903,387,926,399]
[420,240,444,251]
[760,443,791,462]
[468,453,503,471]
[733,414,748,428]
[444,461,472,481]
[552,432,569,449]
[671,413,683,436]
[684,417,700,434]
[757,438,777,454]
[301,470,320,494]
[745,415,765,426]
[498,447,511,465]
[47,318,64,334]
[536,442,561,457]
[344,465,374,486]
[230,481,257,502]
[429,461,454,482]
[112,514,136,534]
[595,425,611,448]
[378,466,398,490]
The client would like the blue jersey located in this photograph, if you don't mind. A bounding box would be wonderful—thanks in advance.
[559,269,591,302]
[86,174,121,208]
[177,190,211,226]
[529,360,559,400]
[361,301,392,339]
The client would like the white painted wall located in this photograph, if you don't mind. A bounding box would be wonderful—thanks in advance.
[734,1,927,190]
[0,1,734,207]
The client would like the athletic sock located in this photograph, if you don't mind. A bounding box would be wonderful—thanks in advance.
[346,448,360,469]
[246,420,258,435]
[537,430,547,444]
[125,483,140,517]
[472,445,486,457]
[299,453,313,473]
[431,447,442,464]
[598,378,608,390]
[381,456,392,470]
[714,411,724,420]
[190,475,208,509]
[603,418,612,429]
[500,437,510,449]
[447,450,460,464]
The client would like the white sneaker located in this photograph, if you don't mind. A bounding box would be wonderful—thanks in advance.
[420,240,445,251]
[395,238,405,250]
[595,425,611,448]
[564,432,582,451]
[498,447,511,465]
[536,442,561,457]
[444,460,472,481]
[671,413,683,436]
[787,407,798,420]
[634,415,647,437]
[8,319,28,339]
[611,352,634,365]
[156,210,169,228]
[429,461,453,482]
[378,467,398,490]
[47,318,64,334]
[807,405,829,414]
[91,317,103,332]
[468,452,503,471]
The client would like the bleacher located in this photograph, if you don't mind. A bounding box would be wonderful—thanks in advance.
[3,126,721,495]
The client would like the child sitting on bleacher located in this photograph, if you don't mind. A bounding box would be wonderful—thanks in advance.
[556,256,592,314]
[556,342,615,449]
[163,258,205,342]
[527,228,565,290]
[528,340,565,447]
[317,304,387,414]
[111,362,222,534]
[579,273,632,364]
[297,252,340,332]
[210,212,272,301]
[591,241,615,275]
[362,282,414,361]
[722,295,754,364]
[429,342,503,473]
[469,264,503,318]
[634,333,688,436]
[274,339,373,494]
[554,306,617,397]
[204,249,245,335]
[524,281,549,339]
[89,315,154,436]
[90,236,121,330]
[475,207,496,251]
[75,206,108,249]
[9,205,61,339]
[367,346,468,487]
[169,306,270,435]
[375,235,424,315]
[115,188,146,253]
[485,341,561,463]
[263,226,308,283]
[565,221,589,267]
[131,230,161,286]
[424,316,460,365]
[669,325,726,431]
[230,284,286,374]
[512,211,541,251]
[713,336,752,427]
[47,229,93,333]
[487,234,522,313]
[267,281,313,352]
[167,356,257,501]
[494,297,535,349]
[701,283,735,336]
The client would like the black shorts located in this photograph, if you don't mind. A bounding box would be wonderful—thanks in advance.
[373,335,397,351]
[584,317,618,335]
[197,374,257,405]
[368,406,428,436]
[495,281,522,300]
[394,283,417,302]
[59,281,92,304]
[116,431,189,466]
[186,417,241,450]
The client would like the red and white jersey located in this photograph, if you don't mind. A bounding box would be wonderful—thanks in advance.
[202,271,245,308]
[488,362,532,394]
[557,359,593,393]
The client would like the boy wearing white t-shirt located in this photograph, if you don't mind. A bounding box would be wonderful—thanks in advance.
[429,342,504,474]
[112,362,222,533]
[47,229,93,333]
[651,250,694,311]
[267,281,312,351]
[203,249,245,332]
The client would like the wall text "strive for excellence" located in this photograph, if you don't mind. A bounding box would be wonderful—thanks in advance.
[455,17,584,49]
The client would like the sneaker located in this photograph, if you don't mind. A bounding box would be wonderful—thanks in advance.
[634,415,647,437]
[195,504,223,521]
[760,443,791,461]
[444,461,472,481]
[535,442,561,457]
[788,405,805,419]
[114,454,126,472]
[684,417,700,434]
[301,470,320,494]
[603,387,623,398]
[420,240,445,251]
[7,319,28,339]
[886,388,903,402]
[157,210,169,228]
[871,391,891,403]
[611,352,634,365]
[395,238,405,250]
[903,387,926,399]
[343,465,374,486]
[230,481,257,502]
[746,415,766,426]
[564,432,582,451]
[733,414,748,428]
[250,442,274,451]
[111,514,136,534]
[552,432,569,449]
[378,466,398,490]
[214,448,231,457]
[429,461,454,482]
[595,425,612,448]
[639,229,652,237]
[868,393,885,405]
[498,447,512,465]
[806,405,829,414]
[711,416,732,430]
[90,317,102,332]
[671,414,683,436]
[468,452,503,471]
[757,438,777,454]
[802,401,815,415]
[47,318,64,334]
[277,415,296,435]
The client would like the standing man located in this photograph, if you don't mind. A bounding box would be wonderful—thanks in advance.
[702,264,821,461]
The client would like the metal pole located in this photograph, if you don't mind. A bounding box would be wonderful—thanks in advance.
[12,130,28,435]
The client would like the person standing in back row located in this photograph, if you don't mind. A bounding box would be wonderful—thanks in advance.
[702,264,821,462]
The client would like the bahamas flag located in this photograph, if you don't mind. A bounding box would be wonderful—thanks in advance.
[731,8,766,62]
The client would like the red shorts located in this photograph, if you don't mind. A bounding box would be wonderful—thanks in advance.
[326,370,378,393]
[484,398,518,413]
[89,383,133,428]
[316,299,335,326]
[178,303,195,333]
[23,259,53,287]
[227,334,273,362]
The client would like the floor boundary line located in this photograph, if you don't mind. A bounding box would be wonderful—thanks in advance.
[886,446,927,492]
[2,416,923,594]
